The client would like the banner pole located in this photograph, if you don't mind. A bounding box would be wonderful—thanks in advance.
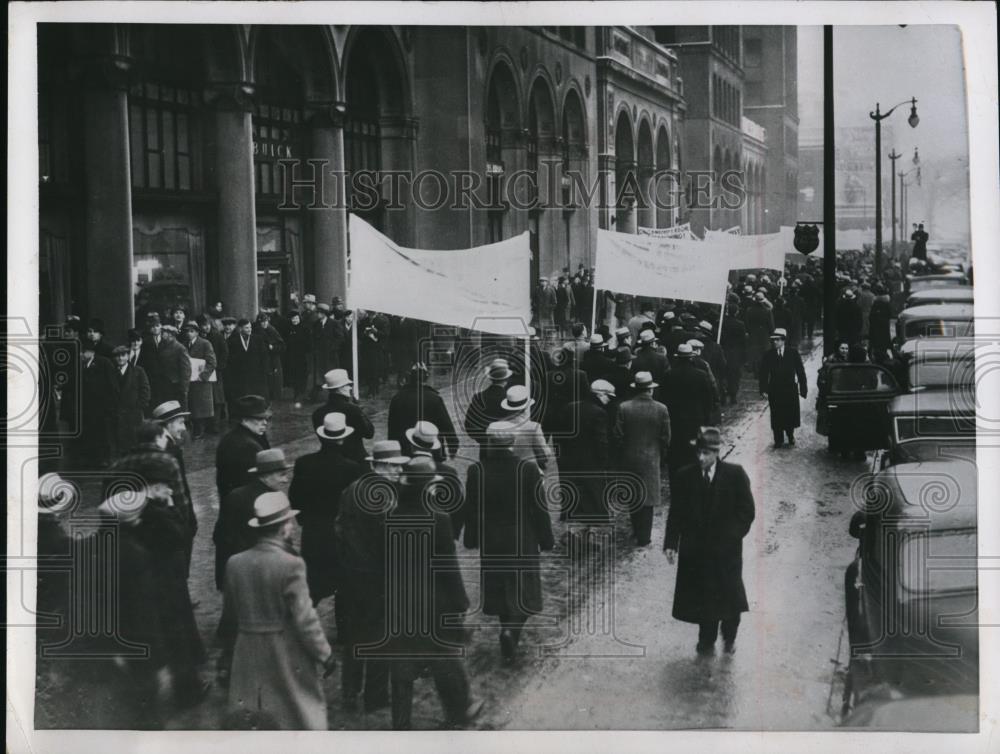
[590,284,599,337]
[351,310,359,400]
[524,335,531,400]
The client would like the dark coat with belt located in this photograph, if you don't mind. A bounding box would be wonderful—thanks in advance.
[139,336,191,409]
[213,478,270,591]
[556,396,611,520]
[388,382,459,459]
[758,345,808,431]
[215,424,270,502]
[111,363,151,454]
[225,333,271,402]
[464,451,553,617]
[288,444,364,602]
[664,461,755,623]
[310,393,375,463]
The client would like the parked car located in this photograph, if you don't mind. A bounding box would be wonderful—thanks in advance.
[842,459,978,719]
[841,692,977,731]
[904,271,969,297]
[894,303,975,349]
[904,287,974,309]
[897,337,976,392]
[816,362,900,453]
[884,391,976,466]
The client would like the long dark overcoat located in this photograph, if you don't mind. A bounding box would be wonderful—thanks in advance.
[213,478,271,591]
[387,382,459,459]
[139,336,191,409]
[225,333,271,403]
[758,345,808,431]
[613,392,671,509]
[556,396,611,521]
[663,461,755,623]
[659,360,714,456]
[310,393,375,463]
[215,425,270,502]
[112,363,151,455]
[464,451,553,617]
[288,444,364,602]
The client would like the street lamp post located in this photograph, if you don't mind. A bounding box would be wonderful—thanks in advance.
[898,158,920,258]
[888,149,901,259]
[869,97,919,276]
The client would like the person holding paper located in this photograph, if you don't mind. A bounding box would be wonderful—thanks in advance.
[181,321,217,439]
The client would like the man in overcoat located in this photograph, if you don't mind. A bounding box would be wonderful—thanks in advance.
[758,328,808,448]
[555,380,614,525]
[181,321,218,438]
[613,371,671,546]
[464,424,553,664]
[110,345,151,456]
[215,395,272,503]
[197,314,228,433]
[311,369,375,463]
[383,456,482,730]
[720,306,748,405]
[631,329,671,388]
[152,400,197,572]
[388,362,460,459]
[78,340,117,467]
[664,427,755,655]
[463,358,512,457]
[225,319,271,417]
[659,343,715,491]
[743,292,775,373]
[140,315,192,410]
[222,491,335,730]
[288,414,363,608]
[835,288,864,345]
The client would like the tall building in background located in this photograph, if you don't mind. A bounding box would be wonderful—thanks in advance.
[655,25,745,237]
[742,26,799,233]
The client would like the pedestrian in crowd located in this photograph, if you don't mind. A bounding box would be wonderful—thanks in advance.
[720,306,748,405]
[759,328,808,448]
[663,426,756,656]
[555,380,615,531]
[310,304,340,397]
[222,491,335,730]
[311,369,375,463]
[358,318,387,398]
[632,329,671,390]
[464,422,553,664]
[499,384,551,470]
[613,371,671,546]
[216,395,272,503]
[381,456,482,730]
[604,346,633,399]
[835,288,863,345]
[578,274,595,333]
[139,313,192,411]
[688,339,722,425]
[126,328,143,369]
[868,284,894,362]
[107,425,209,708]
[536,277,556,331]
[696,320,728,389]
[78,339,116,467]
[387,362,459,459]
[627,304,656,346]
[335,440,410,714]
[109,344,150,456]
[180,321,217,439]
[463,357,512,456]
[508,327,552,422]
[743,292,775,373]
[541,345,589,443]
[405,421,467,541]
[662,318,690,362]
[858,281,876,339]
[85,318,114,359]
[171,307,187,332]
[580,333,612,385]
[151,400,197,573]
[334,304,353,376]
[566,322,588,362]
[283,310,310,408]
[95,489,173,728]
[225,318,271,417]
[910,222,929,261]
[196,314,228,434]
[289,414,363,609]
[254,311,286,401]
[660,343,716,487]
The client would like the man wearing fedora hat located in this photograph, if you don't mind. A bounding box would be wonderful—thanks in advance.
[499,385,552,470]
[632,328,670,390]
[554,380,615,528]
[664,427,755,656]
[289,414,364,607]
[140,312,192,412]
[759,328,808,448]
[222,491,335,730]
[388,362,460,460]
[613,371,671,545]
[659,343,716,491]
[334,440,410,713]
[180,320,218,439]
[720,304,748,406]
[744,291,775,374]
[383,456,482,729]
[463,357,513,458]
[580,333,613,386]
[835,286,863,345]
[152,400,198,572]
[404,421,467,541]
[215,395,272,504]
[311,368,375,463]
[225,319,271,417]
[687,339,722,425]
[77,337,118,467]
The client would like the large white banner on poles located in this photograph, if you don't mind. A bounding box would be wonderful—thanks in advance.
[347,214,531,336]
[700,227,793,270]
[595,229,727,306]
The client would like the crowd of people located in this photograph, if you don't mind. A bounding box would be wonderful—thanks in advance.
[38,248,948,730]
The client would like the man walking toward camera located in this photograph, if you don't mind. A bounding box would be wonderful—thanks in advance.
[663,427,755,656]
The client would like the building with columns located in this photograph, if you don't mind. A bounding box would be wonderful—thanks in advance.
[740,116,768,235]
[38,24,611,341]
[742,25,799,232]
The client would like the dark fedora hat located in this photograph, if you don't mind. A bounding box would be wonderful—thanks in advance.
[690,426,723,450]
[235,394,272,419]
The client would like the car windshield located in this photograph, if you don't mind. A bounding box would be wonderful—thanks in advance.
[904,319,974,339]
[830,367,896,393]
[899,530,977,593]
[894,415,976,443]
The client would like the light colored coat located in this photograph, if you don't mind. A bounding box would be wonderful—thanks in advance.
[223,538,332,730]
[506,413,553,470]
[613,392,672,508]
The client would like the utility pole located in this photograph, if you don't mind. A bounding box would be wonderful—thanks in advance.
[823,26,837,357]
[888,149,901,261]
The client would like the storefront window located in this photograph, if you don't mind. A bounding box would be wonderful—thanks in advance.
[132,215,205,319]
[253,103,302,197]
[129,82,202,191]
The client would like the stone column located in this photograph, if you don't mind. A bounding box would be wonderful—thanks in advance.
[379,116,418,247]
[212,89,258,319]
[307,107,348,303]
[82,57,134,343]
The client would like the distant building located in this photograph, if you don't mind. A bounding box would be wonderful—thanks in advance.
[742,26,799,233]
[741,116,768,234]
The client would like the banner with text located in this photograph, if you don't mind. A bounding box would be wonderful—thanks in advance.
[348,215,531,336]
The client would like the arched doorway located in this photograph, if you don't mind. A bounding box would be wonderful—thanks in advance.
[655,125,672,229]
[527,76,556,278]
[636,119,655,230]
[614,110,636,233]
[485,61,521,244]
[561,88,587,271]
